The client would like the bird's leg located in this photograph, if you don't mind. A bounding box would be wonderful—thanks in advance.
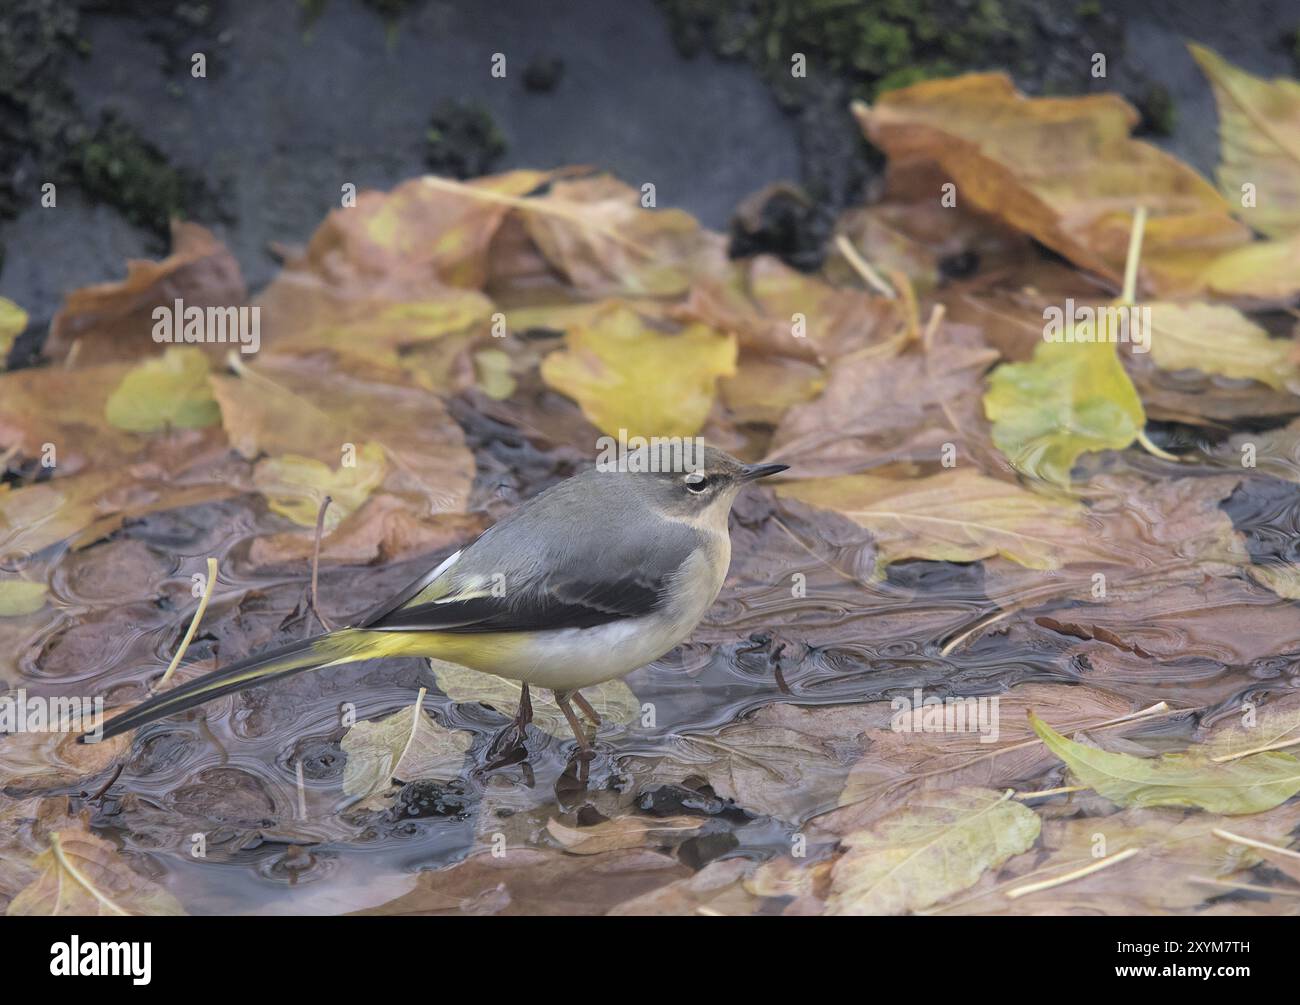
[553,690,593,751]
[515,682,533,731]
[572,690,601,727]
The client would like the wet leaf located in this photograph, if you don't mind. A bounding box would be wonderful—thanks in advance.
[608,858,759,916]
[1030,712,1300,815]
[855,75,1250,296]
[0,580,46,617]
[767,337,997,478]
[356,847,688,916]
[820,684,1137,836]
[0,710,129,793]
[211,349,475,561]
[341,690,472,808]
[105,347,221,433]
[1201,693,1300,763]
[938,805,1298,915]
[546,814,705,855]
[472,348,516,400]
[633,702,889,823]
[1246,564,1300,601]
[7,829,184,916]
[540,303,737,438]
[777,468,1087,570]
[826,788,1040,915]
[984,339,1145,484]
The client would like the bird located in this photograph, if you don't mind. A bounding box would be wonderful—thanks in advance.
[87,444,788,750]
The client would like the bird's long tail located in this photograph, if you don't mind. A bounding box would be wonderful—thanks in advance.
[88,628,371,744]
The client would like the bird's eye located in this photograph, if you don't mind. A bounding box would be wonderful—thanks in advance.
[684,472,710,493]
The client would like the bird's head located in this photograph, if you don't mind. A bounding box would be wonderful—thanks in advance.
[599,441,788,525]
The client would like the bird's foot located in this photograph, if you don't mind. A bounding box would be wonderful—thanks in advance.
[553,690,594,753]
[485,683,534,766]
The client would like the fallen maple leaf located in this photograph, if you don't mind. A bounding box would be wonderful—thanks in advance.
[854,74,1251,296]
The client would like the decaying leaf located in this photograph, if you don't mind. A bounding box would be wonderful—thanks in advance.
[630,701,891,823]
[1146,303,1297,391]
[1031,712,1300,815]
[545,814,705,855]
[45,221,246,365]
[520,174,708,298]
[356,847,689,916]
[854,75,1250,295]
[777,467,1088,569]
[7,829,184,916]
[0,297,28,362]
[0,580,47,617]
[253,442,388,529]
[340,690,473,808]
[767,338,997,478]
[608,858,759,916]
[826,787,1040,915]
[1191,44,1300,239]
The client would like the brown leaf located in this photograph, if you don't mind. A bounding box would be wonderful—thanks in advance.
[45,222,246,365]
[855,75,1250,296]
[355,847,689,916]
[546,814,705,855]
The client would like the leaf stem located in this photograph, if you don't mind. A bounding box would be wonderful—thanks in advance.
[157,556,218,689]
[1120,205,1147,306]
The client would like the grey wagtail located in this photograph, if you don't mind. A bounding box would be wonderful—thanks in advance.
[89,445,787,749]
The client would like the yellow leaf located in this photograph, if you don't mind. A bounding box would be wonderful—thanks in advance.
[984,338,1145,485]
[0,580,46,617]
[1031,713,1300,815]
[1147,302,1298,390]
[854,75,1250,296]
[0,297,28,362]
[253,441,388,529]
[1191,43,1300,238]
[104,347,220,433]
[540,303,736,438]
[1201,231,1300,301]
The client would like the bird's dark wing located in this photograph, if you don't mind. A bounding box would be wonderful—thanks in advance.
[361,505,702,634]
[363,562,679,633]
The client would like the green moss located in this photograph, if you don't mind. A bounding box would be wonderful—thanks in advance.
[0,0,213,240]
[655,0,1050,98]
[424,100,506,179]
[76,113,205,235]
[1134,82,1176,137]
[656,0,1126,100]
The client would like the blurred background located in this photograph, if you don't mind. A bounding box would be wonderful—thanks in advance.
[4,0,1299,363]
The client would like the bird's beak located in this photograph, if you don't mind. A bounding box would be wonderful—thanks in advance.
[739,462,790,482]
